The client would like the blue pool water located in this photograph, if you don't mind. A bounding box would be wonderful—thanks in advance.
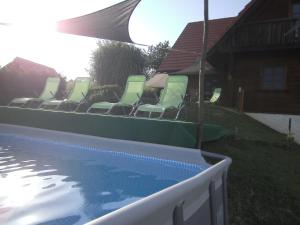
[0,134,208,225]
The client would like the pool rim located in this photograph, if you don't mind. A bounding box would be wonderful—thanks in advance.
[0,123,231,225]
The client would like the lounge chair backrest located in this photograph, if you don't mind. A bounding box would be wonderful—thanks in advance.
[120,75,145,105]
[68,77,91,103]
[159,75,188,108]
[210,88,221,103]
[39,77,61,100]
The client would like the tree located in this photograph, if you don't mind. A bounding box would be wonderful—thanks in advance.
[90,41,147,87]
[146,41,170,74]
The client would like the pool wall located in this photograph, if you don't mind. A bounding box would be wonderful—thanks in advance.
[87,153,230,225]
[0,106,227,148]
[0,124,231,225]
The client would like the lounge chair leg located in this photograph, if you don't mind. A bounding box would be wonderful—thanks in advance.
[74,104,81,112]
[129,106,135,116]
[21,102,28,108]
[106,107,113,115]
[134,109,139,117]
[37,101,44,109]
[175,109,181,120]
[55,103,62,111]
[159,111,165,119]
[149,112,152,118]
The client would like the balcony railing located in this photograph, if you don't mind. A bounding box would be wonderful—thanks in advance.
[222,18,300,51]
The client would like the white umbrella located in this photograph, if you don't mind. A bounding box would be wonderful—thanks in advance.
[145,73,169,88]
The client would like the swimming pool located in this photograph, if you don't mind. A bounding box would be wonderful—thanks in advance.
[0,124,231,225]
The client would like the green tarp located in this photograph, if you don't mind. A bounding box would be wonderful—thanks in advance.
[0,107,227,148]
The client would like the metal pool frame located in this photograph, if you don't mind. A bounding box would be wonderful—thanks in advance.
[0,124,231,225]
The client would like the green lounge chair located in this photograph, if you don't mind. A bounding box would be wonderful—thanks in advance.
[40,77,91,111]
[87,75,145,115]
[134,75,188,120]
[210,88,221,103]
[8,77,61,107]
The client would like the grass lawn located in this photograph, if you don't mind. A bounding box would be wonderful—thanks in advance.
[203,104,300,225]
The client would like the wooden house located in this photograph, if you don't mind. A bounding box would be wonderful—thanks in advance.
[207,0,300,114]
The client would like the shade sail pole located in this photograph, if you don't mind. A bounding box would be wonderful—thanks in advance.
[197,0,209,149]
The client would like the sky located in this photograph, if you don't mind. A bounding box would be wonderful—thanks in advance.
[0,0,251,80]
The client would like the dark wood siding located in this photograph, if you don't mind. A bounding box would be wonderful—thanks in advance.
[208,0,300,114]
[230,50,300,114]
[247,0,289,22]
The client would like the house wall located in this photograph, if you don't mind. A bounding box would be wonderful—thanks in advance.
[213,0,300,114]
[229,50,300,114]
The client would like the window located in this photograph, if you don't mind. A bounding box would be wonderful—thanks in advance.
[262,65,286,90]
[292,2,300,17]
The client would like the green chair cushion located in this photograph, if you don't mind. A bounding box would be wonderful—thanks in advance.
[89,75,145,112]
[136,75,188,114]
[137,104,165,113]
[10,98,33,104]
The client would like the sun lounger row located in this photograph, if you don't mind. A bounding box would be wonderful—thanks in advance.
[9,77,61,108]
[8,75,221,119]
[9,77,91,111]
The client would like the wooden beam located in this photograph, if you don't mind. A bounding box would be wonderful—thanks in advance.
[197,0,209,148]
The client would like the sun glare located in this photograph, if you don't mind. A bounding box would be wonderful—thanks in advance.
[0,169,39,208]
[1,20,58,69]
[0,0,125,79]
[1,0,58,49]
[9,20,57,52]
[0,6,59,68]
[11,20,56,36]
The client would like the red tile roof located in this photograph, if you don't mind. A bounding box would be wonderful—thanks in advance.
[158,17,236,73]
[3,57,58,77]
